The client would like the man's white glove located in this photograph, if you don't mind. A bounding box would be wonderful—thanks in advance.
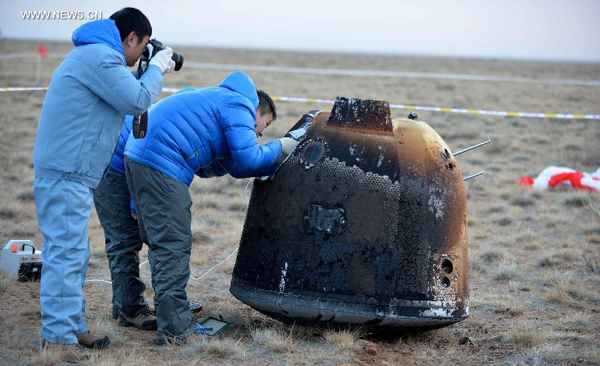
[279,137,299,157]
[149,47,176,75]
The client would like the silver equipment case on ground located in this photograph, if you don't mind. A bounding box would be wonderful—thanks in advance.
[0,240,42,281]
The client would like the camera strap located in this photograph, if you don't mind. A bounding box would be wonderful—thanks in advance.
[133,57,149,139]
[133,112,148,139]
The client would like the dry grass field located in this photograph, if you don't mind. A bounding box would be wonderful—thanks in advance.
[1,38,599,365]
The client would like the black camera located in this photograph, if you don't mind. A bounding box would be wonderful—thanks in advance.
[133,39,184,139]
[142,38,184,71]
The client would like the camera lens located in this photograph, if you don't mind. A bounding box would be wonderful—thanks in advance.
[172,53,184,71]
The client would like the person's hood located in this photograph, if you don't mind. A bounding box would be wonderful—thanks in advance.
[219,72,259,109]
[71,19,125,59]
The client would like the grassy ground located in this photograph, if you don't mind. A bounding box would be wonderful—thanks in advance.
[0,38,599,365]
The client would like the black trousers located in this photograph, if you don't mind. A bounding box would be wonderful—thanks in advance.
[93,168,147,318]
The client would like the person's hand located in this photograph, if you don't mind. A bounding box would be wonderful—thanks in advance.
[279,137,299,156]
[149,47,176,75]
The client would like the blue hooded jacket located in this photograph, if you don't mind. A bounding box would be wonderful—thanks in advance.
[113,112,274,179]
[124,72,282,186]
[33,19,163,189]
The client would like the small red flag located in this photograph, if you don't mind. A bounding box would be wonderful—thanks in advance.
[518,175,534,186]
[38,44,47,58]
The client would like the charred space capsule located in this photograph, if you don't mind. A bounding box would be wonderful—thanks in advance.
[230,97,469,330]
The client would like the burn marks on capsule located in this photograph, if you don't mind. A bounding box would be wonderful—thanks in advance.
[328,97,392,132]
[231,97,469,329]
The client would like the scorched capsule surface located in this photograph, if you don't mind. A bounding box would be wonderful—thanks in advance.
[230,97,469,330]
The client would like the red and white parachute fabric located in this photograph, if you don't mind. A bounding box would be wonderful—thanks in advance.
[519,166,600,192]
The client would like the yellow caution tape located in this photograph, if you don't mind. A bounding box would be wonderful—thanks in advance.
[1,86,599,120]
[0,87,49,92]
[270,95,600,121]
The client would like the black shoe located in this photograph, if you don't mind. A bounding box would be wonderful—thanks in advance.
[156,324,203,346]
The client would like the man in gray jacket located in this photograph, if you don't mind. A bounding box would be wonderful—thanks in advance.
[32,8,174,360]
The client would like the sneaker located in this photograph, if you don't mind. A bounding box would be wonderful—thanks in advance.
[118,309,157,331]
[41,340,90,363]
[76,330,110,350]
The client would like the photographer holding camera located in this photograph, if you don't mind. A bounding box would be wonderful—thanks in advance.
[32,7,176,361]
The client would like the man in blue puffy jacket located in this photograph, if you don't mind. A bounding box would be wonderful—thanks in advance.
[124,72,298,344]
[32,8,175,357]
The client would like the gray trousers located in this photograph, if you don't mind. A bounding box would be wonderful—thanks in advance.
[124,157,195,342]
[93,168,147,318]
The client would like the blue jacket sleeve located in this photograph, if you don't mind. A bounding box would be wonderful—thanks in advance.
[85,53,163,116]
[220,97,282,173]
